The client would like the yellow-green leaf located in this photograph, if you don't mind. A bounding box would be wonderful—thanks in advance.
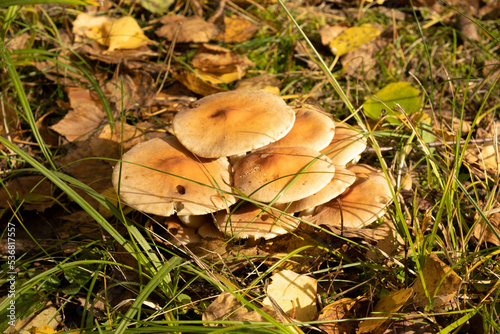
[363,82,422,123]
[329,24,381,56]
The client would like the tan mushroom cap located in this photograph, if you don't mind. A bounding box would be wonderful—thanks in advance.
[311,169,393,228]
[233,146,335,203]
[215,202,300,239]
[321,123,367,166]
[284,166,356,213]
[172,90,295,158]
[264,107,335,151]
[112,137,236,216]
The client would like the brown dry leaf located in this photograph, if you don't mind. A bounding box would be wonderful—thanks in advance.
[317,297,359,334]
[263,270,317,322]
[171,68,227,96]
[51,102,105,142]
[0,176,55,211]
[319,25,346,46]
[219,15,259,43]
[72,13,113,45]
[90,123,146,162]
[191,44,254,77]
[412,253,462,310]
[473,208,500,246]
[102,72,155,112]
[358,288,413,334]
[5,32,30,52]
[294,41,320,70]
[51,87,106,142]
[382,312,437,333]
[235,74,282,92]
[156,15,219,43]
[342,40,382,80]
[203,292,275,326]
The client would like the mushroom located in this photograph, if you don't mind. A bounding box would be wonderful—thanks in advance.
[233,146,335,203]
[215,202,300,240]
[263,107,335,151]
[321,123,367,166]
[284,166,356,213]
[112,137,236,216]
[172,90,295,158]
[311,167,393,228]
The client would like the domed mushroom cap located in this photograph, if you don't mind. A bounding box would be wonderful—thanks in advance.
[264,107,335,151]
[321,123,367,166]
[215,202,300,240]
[233,146,335,203]
[172,90,295,158]
[112,137,236,216]
[311,169,393,228]
[285,166,356,213]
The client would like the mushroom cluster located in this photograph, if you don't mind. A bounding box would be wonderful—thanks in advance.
[112,90,393,244]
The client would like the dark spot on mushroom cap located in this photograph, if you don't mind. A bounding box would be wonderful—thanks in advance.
[261,214,269,221]
[210,107,239,119]
[177,185,186,195]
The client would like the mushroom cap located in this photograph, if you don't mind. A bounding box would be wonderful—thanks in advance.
[321,123,367,166]
[233,146,335,203]
[285,166,356,213]
[172,90,295,158]
[264,107,335,151]
[311,170,393,228]
[112,137,236,216]
[145,216,200,246]
[215,202,300,240]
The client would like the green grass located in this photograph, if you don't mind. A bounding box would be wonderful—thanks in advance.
[1,0,500,333]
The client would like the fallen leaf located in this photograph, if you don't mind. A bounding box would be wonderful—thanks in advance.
[329,24,381,57]
[191,44,254,77]
[382,312,437,333]
[89,123,146,162]
[219,15,259,43]
[263,270,317,321]
[50,103,105,142]
[363,82,422,123]
[156,15,219,43]
[171,68,226,96]
[317,297,359,334]
[473,208,500,246]
[0,176,55,211]
[342,40,381,80]
[106,16,150,51]
[203,292,275,326]
[412,253,462,310]
[235,74,282,92]
[319,25,346,46]
[72,13,113,45]
[139,0,174,14]
[358,288,413,334]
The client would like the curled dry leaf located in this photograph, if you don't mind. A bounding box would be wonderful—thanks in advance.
[263,270,317,322]
[317,297,362,334]
[191,44,254,84]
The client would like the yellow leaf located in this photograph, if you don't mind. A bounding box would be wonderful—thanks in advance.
[30,324,57,334]
[196,70,241,84]
[106,17,150,51]
[358,288,413,333]
[329,24,381,56]
[263,270,317,322]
